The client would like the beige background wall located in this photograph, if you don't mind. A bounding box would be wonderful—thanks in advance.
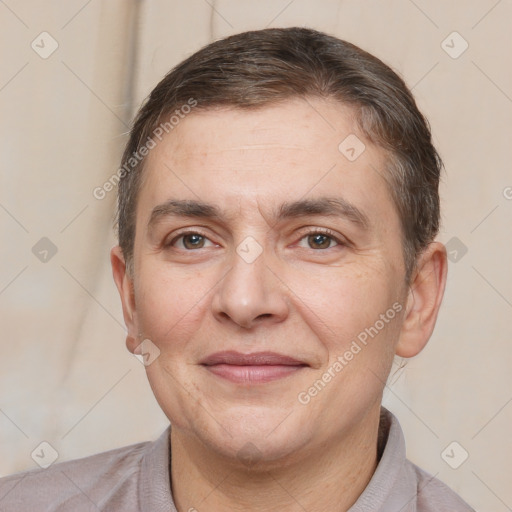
[1,1,511,510]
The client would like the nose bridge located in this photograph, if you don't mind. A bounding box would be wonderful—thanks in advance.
[212,237,288,328]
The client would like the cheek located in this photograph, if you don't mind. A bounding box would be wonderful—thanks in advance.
[134,263,212,345]
[287,262,405,401]
[289,264,399,343]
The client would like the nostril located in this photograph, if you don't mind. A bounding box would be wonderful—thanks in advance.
[256,313,272,320]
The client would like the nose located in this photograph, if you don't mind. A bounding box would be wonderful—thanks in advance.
[211,243,290,329]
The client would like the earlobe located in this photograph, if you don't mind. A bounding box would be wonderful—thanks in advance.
[110,246,139,354]
[395,242,448,358]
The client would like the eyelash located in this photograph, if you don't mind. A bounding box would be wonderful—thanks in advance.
[166,228,346,251]
[166,230,215,250]
[296,228,346,249]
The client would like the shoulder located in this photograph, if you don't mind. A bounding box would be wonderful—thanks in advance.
[358,408,475,512]
[407,460,476,512]
[0,439,150,511]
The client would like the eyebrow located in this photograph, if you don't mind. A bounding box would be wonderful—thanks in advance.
[148,197,370,230]
[277,197,370,229]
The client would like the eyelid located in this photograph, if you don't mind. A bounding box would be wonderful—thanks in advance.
[294,227,348,247]
[163,226,349,250]
[164,228,218,248]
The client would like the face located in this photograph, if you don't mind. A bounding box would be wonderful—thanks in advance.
[114,97,414,464]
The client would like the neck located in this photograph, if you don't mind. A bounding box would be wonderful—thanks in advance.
[170,406,382,512]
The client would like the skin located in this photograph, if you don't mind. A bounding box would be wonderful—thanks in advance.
[111,97,447,512]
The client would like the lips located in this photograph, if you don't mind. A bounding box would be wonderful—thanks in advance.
[201,351,308,384]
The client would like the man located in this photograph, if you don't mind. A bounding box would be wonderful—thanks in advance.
[0,27,475,511]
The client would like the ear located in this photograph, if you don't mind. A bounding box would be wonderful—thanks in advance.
[395,242,448,358]
[111,246,139,354]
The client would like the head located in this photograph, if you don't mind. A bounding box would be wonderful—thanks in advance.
[118,27,442,283]
[111,27,447,465]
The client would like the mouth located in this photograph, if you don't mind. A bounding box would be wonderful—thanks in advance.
[200,351,309,384]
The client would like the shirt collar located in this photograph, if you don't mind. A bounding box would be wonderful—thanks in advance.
[139,426,175,512]
[139,407,412,512]
[348,407,418,512]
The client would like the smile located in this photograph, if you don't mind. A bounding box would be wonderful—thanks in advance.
[200,351,308,384]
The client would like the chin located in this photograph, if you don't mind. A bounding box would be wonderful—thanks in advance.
[190,406,314,467]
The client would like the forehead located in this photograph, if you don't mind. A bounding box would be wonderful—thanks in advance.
[159,98,361,162]
[138,97,396,229]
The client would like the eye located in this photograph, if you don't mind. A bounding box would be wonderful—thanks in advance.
[168,231,216,250]
[297,230,343,250]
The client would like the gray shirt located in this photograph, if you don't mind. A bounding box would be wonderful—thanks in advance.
[0,408,475,511]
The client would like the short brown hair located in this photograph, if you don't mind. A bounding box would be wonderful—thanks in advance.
[117,27,442,282]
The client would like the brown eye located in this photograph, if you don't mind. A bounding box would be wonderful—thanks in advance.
[181,233,206,249]
[307,233,335,249]
[167,232,215,250]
